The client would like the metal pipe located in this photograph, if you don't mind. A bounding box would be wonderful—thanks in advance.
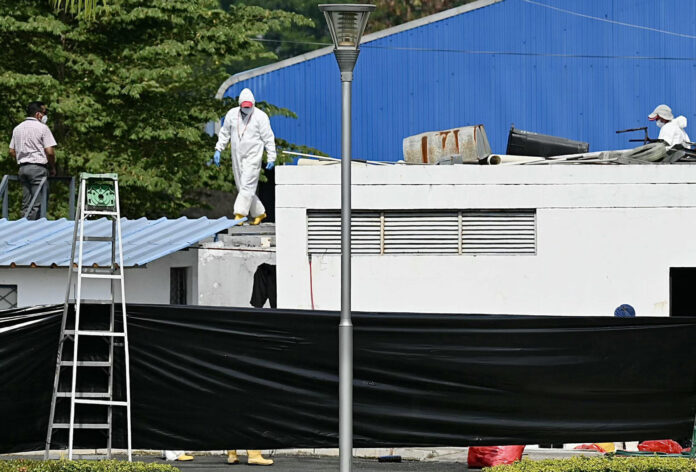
[339,77,353,472]
[69,177,76,220]
[0,175,9,219]
[40,180,48,218]
[282,150,392,166]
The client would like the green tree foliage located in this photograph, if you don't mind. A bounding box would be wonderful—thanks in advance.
[368,0,476,32]
[223,0,475,64]
[220,0,327,72]
[50,0,107,18]
[0,0,309,218]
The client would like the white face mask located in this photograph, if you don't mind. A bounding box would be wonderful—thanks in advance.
[656,120,665,128]
[240,107,252,116]
[40,115,48,124]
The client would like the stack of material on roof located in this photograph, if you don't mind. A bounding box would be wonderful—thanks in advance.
[403,124,696,166]
[487,142,696,165]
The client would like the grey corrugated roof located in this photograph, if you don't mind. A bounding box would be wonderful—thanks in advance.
[0,217,239,268]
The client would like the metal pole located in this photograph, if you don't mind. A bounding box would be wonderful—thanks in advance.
[339,77,352,472]
[40,180,48,218]
[1,175,9,219]
[69,177,76,220]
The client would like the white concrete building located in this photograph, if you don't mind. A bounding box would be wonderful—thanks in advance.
[276,164,696,316]
[0,218,275,309]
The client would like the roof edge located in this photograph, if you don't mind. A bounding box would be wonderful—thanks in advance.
[216,0,504,99]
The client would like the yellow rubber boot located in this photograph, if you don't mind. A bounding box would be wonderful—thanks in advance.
[227,450,239,464]
[234,214,246,225]
[247,450,273,466]
[250,213,267,226]
[177,454,194,461]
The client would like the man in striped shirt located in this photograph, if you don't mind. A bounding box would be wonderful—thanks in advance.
[8,101,57,220]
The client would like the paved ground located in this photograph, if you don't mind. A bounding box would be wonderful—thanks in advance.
[165,455,469,471]
[1,455,471,471]
[2,447,598,470]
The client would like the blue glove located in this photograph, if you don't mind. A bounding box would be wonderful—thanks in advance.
[266,161,275,170]
[213,150,221,168]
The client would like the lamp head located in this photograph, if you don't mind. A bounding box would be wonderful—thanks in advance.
[319,4,375,79]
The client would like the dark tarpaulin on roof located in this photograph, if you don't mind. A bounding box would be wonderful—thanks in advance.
[2,304,696,453]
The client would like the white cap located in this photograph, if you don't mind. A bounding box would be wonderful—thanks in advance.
[649,104,673,121]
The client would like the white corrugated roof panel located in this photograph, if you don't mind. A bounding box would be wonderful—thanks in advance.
[0,217,240,267]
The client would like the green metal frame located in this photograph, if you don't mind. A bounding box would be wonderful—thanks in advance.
[80,173,118,211]
[615,451,689,457]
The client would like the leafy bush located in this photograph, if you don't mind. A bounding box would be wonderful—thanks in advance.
[0,460,179,472]
[484,455,696,472]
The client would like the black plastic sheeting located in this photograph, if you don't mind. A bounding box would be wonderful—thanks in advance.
[2,304,696,453]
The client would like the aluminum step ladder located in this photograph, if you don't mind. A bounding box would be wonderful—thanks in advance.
[45,173,132,461]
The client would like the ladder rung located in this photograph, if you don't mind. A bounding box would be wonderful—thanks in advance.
[83,236,113,242]
[56,392,110,398]
[52,423,110,430]
[60,361,111,367]
[68,299,114,305]
[74,267,117,274]
[65,330,125,337]
[80,273,121,280]
[74,399,127,406]
[84,210,118,216]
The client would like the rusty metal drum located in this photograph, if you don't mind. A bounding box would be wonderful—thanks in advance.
[402,125,491,164]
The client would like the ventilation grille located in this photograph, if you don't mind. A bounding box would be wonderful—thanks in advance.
[307,210,536,255]
[307,212,381,255]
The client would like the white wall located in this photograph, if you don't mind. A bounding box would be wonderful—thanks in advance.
[0,249,198,307]
[276,165,696,316]
[196,242,275,307]
[0,242,278,309]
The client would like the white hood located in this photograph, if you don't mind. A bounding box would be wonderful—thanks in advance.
[675,115,688,129]
[239,88,255,107]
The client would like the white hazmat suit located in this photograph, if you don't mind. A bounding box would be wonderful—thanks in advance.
[215,88,276,217]
[649,104,690,147]
[658,116,690,147]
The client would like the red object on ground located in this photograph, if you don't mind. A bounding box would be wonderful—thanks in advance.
[573,444,606,453]
[637,440,683,454]
[467,446,525,468]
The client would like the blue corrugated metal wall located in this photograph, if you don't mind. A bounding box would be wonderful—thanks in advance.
[224,0,696,161]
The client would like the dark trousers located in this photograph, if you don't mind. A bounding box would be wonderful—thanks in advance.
[18,164,48,220]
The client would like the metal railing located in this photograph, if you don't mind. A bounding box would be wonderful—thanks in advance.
[0,175,76,220]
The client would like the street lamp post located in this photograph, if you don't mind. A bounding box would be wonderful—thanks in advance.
[319,4,374,472]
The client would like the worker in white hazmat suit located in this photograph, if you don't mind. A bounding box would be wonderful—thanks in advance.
[648,104,690,147]
[212,92,277,468]
[162,450,193,461]
[213,88,276,225]
[227,449,274,466]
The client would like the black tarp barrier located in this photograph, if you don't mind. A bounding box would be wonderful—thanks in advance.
[2,304,696,453]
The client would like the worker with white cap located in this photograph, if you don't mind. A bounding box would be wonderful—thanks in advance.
[648,104,690,147]
[213,88,276,225]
